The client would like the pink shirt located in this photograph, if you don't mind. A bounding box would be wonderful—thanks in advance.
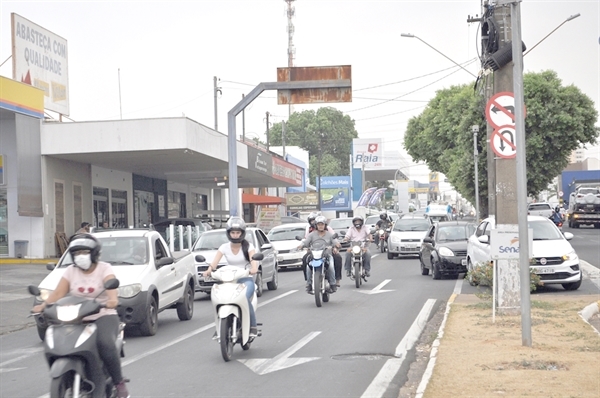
[62,261,118,321]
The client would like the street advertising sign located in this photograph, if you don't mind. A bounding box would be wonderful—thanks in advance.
[285,192,319,211]
[490,225,533,260]
[485,92,526,159]
[11,13,69,115]
[256,208,281,232]
[352,138,383,169]
[319,176,351,211]
[277,65,352,105]
[356,187,377,207]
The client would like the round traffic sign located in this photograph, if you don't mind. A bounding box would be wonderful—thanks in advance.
[491,126,516,159]
[559,191,564,197]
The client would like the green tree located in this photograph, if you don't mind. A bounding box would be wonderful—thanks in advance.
[267,107,358,185]
[403,70,598,217]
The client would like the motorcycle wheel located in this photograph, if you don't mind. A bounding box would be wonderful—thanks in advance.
[220,316,234,362]
[380,241,385,253]
[314,269,323,308]
[50,371,76,398]
[354,262,361,288]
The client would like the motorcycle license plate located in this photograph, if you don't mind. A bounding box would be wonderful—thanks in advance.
[533,267,554,274]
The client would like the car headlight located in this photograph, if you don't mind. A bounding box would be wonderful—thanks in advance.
[39,289,53,301]
[562,250,578,262]
[438,247,454,257]
[391,235,401,243]
[118,283,142,298]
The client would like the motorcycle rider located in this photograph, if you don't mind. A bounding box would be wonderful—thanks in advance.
[303,213,343,287]
[550,206,563,225]
[343,216,373,277]
[204,217,259,337]
[300,212,319,281]
[375,212,391,249]
[32,234,130,398]
[298,215,340,293]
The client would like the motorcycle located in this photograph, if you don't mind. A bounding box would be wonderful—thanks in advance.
[376,228,390,253]
[28,279,125,398]
[299,237,334,308]
[196,253,264,362]
[550,215,563,229]
[349,240,368,288]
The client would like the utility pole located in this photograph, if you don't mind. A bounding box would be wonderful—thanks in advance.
[242,94,245,141]
[265,111,270,151]
[282,120,286,158]
[473,125,480,222]
[213,76,221,131]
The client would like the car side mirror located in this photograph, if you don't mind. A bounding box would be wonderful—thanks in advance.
[477,235,490,244]
[563,232,574,241]
[156,257,174,267]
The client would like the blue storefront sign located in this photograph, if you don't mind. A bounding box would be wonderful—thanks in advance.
[319,176,351,211]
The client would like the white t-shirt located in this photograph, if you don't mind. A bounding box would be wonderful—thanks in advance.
[218,241,256,268]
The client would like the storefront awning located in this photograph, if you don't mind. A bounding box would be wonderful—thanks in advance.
[242,193,284,205]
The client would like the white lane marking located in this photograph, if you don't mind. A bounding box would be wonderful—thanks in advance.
[0,292,32,302]
[361,298,437,398]
[239,331,321,375]
[356,279,394,295]
[581,260,600,290]
[122,290,296,366]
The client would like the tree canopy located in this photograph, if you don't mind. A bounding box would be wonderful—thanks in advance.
[267,107,358,185]
[403,70,599,217]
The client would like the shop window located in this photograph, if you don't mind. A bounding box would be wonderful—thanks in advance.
[168,191,186,218]
[94,187,109,228]
[111,189,128,229]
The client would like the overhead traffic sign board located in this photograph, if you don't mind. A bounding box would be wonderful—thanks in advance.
[491,126,517,159]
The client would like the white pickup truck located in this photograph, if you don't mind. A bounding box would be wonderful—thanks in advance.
[527,202,553,218]
[34,228,198,339]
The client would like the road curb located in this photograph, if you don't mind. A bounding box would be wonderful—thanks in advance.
[0,258,57,265]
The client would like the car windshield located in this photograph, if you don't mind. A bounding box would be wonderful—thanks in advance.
[329,219,353,229]
[192,231,256,251]
[529,220,564,240]
[578,188,599,195]
[365,216,380,225]
[393,219,430,232]
[268,227,306,241]
[437,225,473,241]
[57,237,150,267]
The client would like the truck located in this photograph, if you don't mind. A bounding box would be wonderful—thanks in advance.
[560,170,600,228]
[34,228,198,339]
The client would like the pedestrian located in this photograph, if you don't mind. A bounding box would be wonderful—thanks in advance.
[76,222,90,234]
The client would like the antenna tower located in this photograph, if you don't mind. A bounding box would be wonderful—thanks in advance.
[285,0,296,116]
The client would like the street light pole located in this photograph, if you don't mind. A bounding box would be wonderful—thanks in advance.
[472,125,480,222]
[400,33,477,78]
[523,13,580,57]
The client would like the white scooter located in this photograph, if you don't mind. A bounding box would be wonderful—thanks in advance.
[195,253,263,362]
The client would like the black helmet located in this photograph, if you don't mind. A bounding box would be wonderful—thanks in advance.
[352,216,364,227]
[68,234,102,268]
[555,206,561,213]
[226,217,247,243]
[379,212,387,220]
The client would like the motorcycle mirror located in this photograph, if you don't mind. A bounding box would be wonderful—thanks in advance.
[252,253,264,261]
[28,285,41,296]
[295,236,303,241]
[104,278,120,290]
[195,254,207,263]
[332,233,339,239]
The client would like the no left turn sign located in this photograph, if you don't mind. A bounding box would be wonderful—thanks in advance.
[491,126,517,159]
[486,92,517,129]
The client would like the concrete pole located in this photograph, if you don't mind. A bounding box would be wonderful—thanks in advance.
[213,76,221,131]
[473,125,480,222]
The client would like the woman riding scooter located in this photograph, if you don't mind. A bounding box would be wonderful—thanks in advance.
[32,234,130,398]
[204,217,260,336]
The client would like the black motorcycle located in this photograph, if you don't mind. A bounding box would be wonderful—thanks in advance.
[29,279,125,398]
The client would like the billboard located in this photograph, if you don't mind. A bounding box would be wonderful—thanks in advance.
[11,13,69,115]
[352,138,383,169]
[285,192,319,211]
[319,176,351,211]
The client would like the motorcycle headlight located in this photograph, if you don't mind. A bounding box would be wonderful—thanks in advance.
[39,289,53,301]
[351,245,362,255]
[378,230,385,235]
[118,283,142,299]
[438,247,454,257]
[57,304,82,322]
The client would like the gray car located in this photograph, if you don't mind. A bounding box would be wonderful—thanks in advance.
[192,227,278,296]
[328,218,354,248]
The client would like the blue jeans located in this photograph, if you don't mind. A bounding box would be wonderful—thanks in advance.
[305,255,336,287]
[238,277,256,327]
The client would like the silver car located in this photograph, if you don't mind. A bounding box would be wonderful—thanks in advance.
[192,227,278,296]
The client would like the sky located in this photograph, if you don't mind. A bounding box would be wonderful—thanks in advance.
[1,0,598,186]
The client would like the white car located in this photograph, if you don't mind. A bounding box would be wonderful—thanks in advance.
[466,216,582,290]
[267,222,309,269]
[387,215,432,259]
[192,227,278,296]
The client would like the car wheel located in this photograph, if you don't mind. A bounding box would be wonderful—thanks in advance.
[267,265,279,290]
[255,270,264,297]
[176,283,194,321]
[139,295,158,336]
[432,261,442,280]
[562,272,582,291]
[387,251,394,260]
[420,256,429,276]
[466,260,476,286]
